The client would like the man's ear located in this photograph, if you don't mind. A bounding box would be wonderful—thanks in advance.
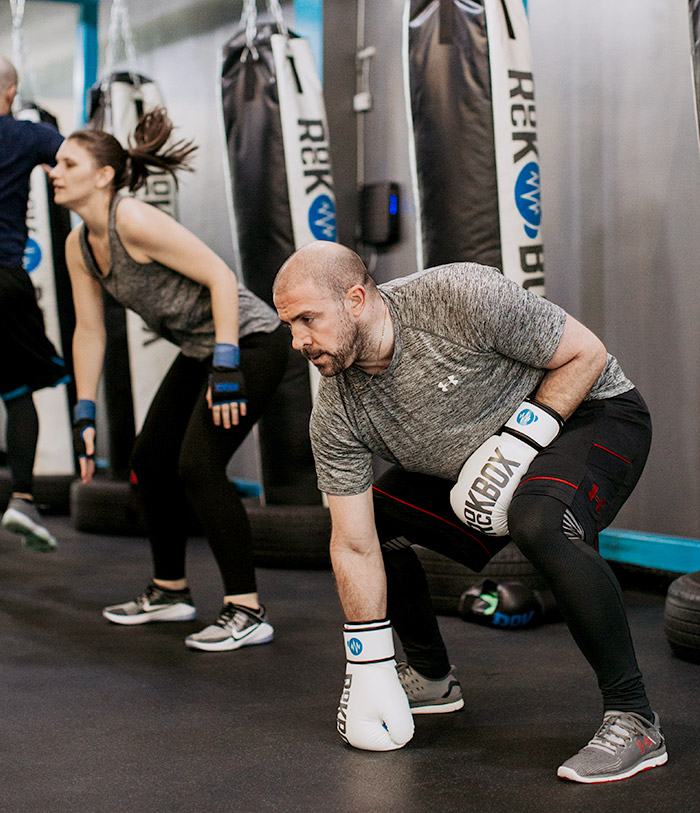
[3,84,17,110]
[345,284,367,317]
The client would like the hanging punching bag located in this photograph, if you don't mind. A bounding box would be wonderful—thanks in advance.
[16,104,74,476]
[87,72,180,476]
[406,0,544,293]
[221,6,337,505]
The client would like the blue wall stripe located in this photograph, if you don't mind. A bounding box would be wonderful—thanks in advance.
[29,0,99,124]
[599,528,700,574]
[293,0,324,81]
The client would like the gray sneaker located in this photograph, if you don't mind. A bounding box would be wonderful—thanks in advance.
[103,583,196,625]
[396,662,464,714]
[2,497,57,552]
[557,711,668,783]
[185,603,274,651]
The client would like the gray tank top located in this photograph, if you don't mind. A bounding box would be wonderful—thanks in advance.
[78,193,280,359]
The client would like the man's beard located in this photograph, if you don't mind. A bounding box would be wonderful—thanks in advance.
[302,310,373,377]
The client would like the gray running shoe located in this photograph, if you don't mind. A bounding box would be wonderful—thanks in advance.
[557,711,668,783]
[185,603,274,651]
[396,662,465,714]
[103,583,196,625]
[2,497,57,552]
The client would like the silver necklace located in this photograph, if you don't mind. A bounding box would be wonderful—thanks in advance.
[352,301,388,393]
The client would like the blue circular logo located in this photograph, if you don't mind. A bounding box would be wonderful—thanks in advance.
[23,237,42,273]
[308,194,337,241]
[514,161,541,239]
[517,409,537,426]
[347,637,363,657]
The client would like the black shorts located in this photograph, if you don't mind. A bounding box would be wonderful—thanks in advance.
[372,388,651,572]
[0,264,68,400]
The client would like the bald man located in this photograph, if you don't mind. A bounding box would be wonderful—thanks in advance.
[0,56,66,551]
[273,241,666,784]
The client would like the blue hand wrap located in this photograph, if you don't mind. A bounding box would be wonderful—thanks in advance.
[213,343,240,369]
[74,399,96,422]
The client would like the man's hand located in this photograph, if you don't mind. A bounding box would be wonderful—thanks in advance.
[450,400,563,535]
[337,619,414,751]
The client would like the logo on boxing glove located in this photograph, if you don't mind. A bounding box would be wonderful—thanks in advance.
[347,638,363,657]
[516,408,537,425]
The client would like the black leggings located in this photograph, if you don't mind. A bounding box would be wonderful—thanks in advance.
[3,392,39,495]
[130,327,287,595]
[378,390,653,716]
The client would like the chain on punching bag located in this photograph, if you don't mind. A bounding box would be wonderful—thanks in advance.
[406,0,545,294]
[220,0,337,504]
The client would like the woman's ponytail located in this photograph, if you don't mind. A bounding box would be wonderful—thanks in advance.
[126,107,198,192]
[67,108,198,194]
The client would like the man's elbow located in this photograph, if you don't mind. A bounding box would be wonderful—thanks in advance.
[590,335,608,378]
[330,531,377,560]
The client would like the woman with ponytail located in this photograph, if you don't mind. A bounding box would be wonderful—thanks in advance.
[50,109,288,651]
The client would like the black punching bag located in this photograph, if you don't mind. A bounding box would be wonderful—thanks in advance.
[407,0,545,293]
[221,19,337,505]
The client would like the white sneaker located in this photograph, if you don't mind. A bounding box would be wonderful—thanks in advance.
[185,603,274,651]
[2,497,57,552]
[103,583,196,625]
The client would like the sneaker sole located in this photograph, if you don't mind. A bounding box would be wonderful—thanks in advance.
[2,511,57,552]
[185,626,274,652]
[557,749,668,783]
[102,604,197,625]
[410,697,465,715]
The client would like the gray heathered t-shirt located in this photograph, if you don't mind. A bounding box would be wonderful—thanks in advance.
[310,263,634,497]
[78,193,280,359]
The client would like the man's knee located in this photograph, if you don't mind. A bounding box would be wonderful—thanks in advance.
[508,493,567,552]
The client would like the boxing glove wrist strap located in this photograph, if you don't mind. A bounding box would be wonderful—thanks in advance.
[343,619,395,664]
[213,343,240,369]
[74,399,96,422]
[502,399,563,451]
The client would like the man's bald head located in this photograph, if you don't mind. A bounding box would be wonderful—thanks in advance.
[0,55,18,96]
[273,241,375,305]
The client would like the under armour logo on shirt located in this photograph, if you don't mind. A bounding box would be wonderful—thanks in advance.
[438,375,459,392]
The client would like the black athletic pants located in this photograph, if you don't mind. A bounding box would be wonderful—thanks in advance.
[2,263,67,496]
[374,389,654,716]
[130,327,287,595]
[3,392,39,495]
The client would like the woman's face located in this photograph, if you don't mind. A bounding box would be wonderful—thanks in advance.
[50,139,105,209]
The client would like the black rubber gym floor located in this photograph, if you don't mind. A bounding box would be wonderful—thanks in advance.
[1,515,698,813]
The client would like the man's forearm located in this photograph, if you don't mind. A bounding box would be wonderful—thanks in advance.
[330,533,388,621]
[535,352,605,420]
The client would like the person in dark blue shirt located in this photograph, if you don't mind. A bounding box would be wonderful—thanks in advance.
[0,55,67,552]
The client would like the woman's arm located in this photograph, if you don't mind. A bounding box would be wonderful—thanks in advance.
[66,228,106,482]
[115,198,244,428]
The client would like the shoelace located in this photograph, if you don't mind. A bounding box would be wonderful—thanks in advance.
[587,713,652,754]
[396,664,424,690]
[137,584,161,607]
[217,604,260,630]
[137,584,184,607]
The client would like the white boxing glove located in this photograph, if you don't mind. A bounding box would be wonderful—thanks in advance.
[450,399,563,536]
[337,619,414,751]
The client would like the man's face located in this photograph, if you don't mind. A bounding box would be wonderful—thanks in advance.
[274,279,362,377]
